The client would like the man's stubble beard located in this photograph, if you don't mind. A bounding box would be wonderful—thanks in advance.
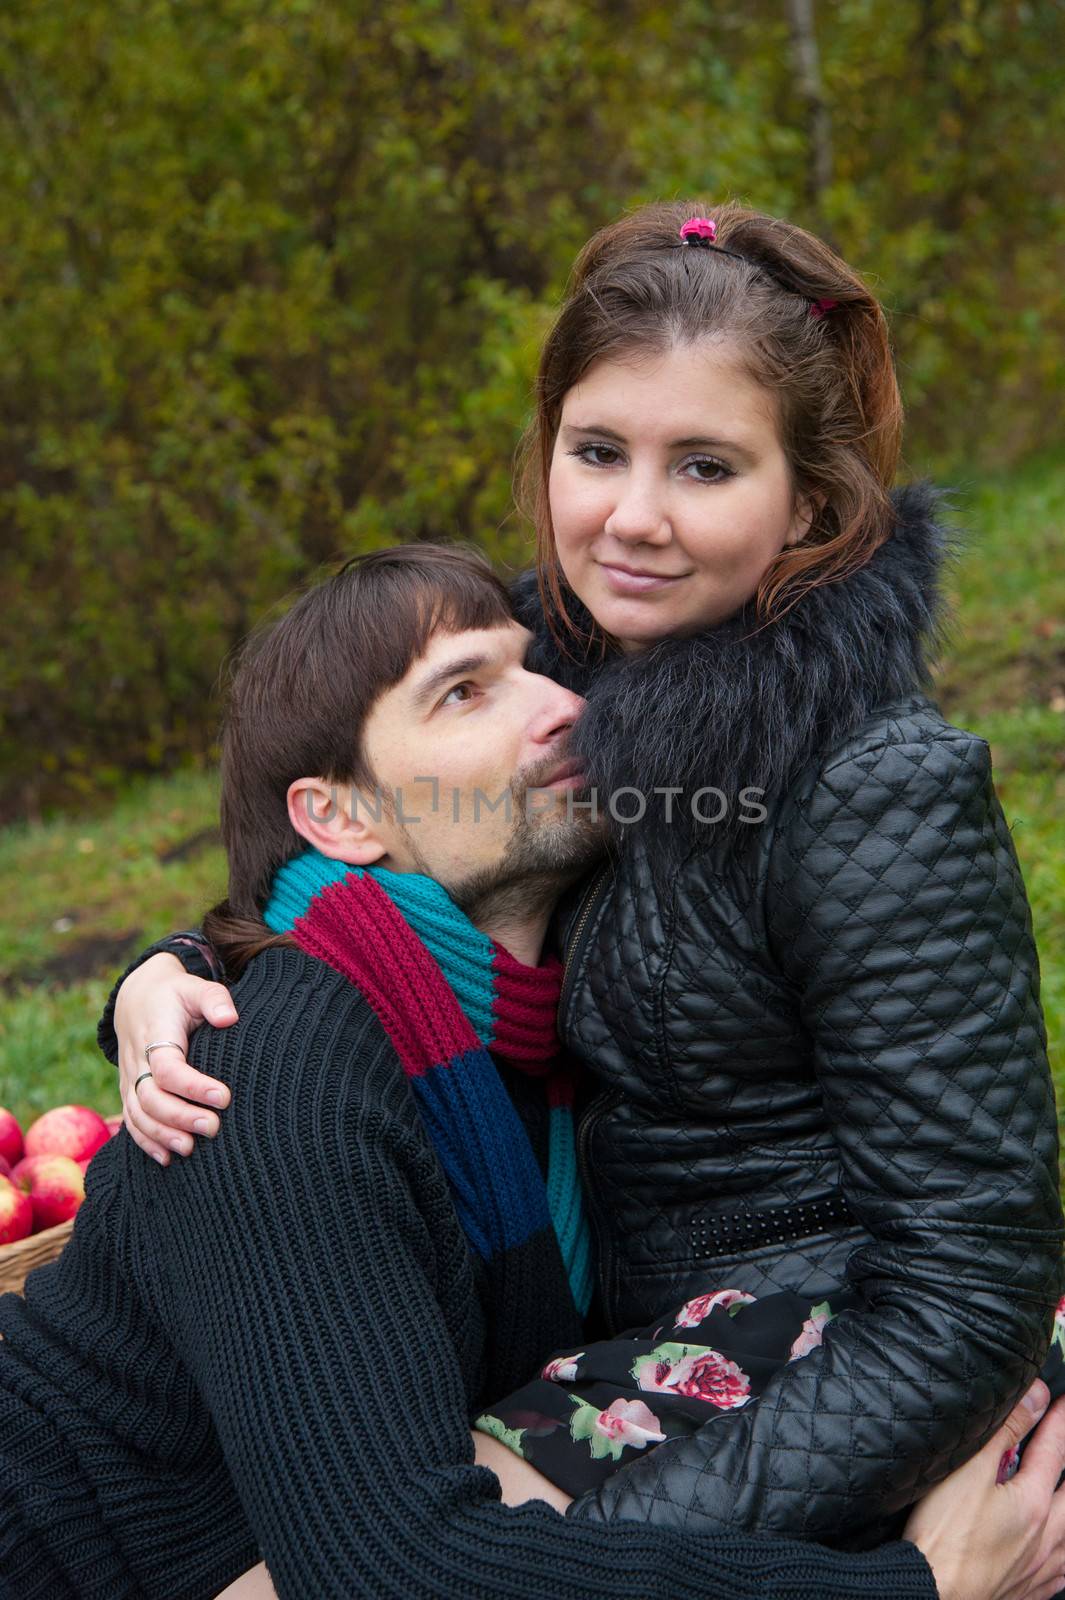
[401,767,607,927]
[449,799,605,925]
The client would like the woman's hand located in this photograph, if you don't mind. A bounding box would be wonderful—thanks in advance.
[117,952,238,1166]
[904,1380,1065,1600]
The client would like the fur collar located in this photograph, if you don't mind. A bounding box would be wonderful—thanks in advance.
[510,480,956,849]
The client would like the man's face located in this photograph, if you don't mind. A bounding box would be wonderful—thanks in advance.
[355,621,604,910]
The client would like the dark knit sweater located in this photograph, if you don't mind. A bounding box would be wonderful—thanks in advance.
[0,946,937,1598]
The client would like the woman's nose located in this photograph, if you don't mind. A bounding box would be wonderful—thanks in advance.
[602,479,672,545]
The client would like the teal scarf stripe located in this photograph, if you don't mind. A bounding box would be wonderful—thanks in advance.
[547,1106,596,1316]
[265,855,497,1041]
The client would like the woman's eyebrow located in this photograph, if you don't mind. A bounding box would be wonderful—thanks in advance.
[669,434,753,454]
[561,422,755,457]
[562,422,628,442]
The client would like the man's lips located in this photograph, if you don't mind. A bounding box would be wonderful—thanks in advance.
[543,757,587,789]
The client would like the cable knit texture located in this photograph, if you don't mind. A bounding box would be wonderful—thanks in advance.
[1,947,937,1599]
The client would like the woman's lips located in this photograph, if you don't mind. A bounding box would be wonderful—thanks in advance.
[597,562,688,595]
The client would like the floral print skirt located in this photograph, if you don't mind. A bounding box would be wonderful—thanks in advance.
[475,1285,1065,1499]
[475,1284,856,1495]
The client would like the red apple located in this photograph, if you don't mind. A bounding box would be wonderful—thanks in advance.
[0,1155,11,1180]
[104,1114,124,1139]
[76,1157,92,1175]
[0,1107,23,1168]
[12,1154,84,1232]
[25,1105,110,1165]
[0,1173,33,1244]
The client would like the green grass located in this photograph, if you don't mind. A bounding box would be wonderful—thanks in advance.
[933,452,1065,1088]
[936,452,1065,724]
[0,767,223,1131]
[0,981,123,1134]
[0,456,1062,1144]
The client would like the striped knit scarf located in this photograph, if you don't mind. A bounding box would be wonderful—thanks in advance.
[264,849,593,1388]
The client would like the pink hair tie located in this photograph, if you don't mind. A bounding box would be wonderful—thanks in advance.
[809,298,838,320]
[679,217,717,245]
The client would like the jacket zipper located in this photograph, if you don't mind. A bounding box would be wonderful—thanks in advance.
[559,863,612,1023]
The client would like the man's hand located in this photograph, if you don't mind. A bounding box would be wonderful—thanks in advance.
[116,952,237,1166]
[904,1380,1065,1600]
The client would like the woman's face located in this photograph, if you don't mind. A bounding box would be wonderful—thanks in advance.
[548,340,817,651]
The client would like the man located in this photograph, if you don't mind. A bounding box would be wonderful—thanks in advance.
[100,544,1065,1600]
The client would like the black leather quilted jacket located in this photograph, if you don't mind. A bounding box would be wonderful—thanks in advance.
[511,481,1064,1549]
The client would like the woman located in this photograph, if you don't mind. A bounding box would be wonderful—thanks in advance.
[109,201,1064,1551]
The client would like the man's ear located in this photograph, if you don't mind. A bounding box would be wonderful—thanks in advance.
[286,776,388,866]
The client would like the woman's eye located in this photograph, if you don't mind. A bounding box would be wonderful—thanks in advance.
[440,681,477,708]
[568,443,731,482]
[682,457,732,484]
[569,443,622,468]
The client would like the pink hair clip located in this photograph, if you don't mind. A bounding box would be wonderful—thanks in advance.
[809,298,838,320]
[679,217,717,244]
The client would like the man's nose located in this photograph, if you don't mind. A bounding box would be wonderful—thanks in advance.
[529,681,586,746]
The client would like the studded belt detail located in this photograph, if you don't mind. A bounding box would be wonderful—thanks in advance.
[690,1189,858,1260]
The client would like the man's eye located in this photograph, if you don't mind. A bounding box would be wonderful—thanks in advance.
[440,681,477,707]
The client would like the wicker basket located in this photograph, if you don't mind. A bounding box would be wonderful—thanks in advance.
[0,1219,75,1297]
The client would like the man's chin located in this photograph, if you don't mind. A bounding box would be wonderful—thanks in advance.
[446,823,605,916]
[520,799,607,866]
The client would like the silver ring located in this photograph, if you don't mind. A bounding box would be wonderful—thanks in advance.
[133,1071,153,1095]
[144,1039,182,1066]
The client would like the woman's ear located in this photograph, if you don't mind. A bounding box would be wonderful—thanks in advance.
[784,488,827,547]
[286,776,388,866]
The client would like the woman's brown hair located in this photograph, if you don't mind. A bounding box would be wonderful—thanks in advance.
[516,198,904,653]
[202,543,515,976]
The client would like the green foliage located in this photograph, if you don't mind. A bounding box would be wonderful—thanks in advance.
[1,0,1063,814]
